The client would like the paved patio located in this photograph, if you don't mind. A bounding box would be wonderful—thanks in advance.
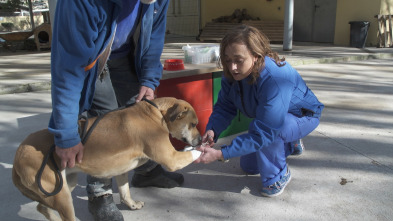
[0,43,392,220]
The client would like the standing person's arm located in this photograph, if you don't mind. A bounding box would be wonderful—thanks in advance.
[48,0,104,168]
[135,0,170,102]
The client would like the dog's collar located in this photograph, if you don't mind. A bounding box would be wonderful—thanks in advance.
[142,97,158,109]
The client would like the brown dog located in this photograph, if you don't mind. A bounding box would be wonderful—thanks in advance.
[12,97,202,221]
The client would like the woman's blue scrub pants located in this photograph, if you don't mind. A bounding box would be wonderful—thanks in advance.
[240,113,320,187]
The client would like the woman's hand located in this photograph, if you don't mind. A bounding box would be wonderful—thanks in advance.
[201,130,215,147]
[194,130,222,164]
[194,146,223,164]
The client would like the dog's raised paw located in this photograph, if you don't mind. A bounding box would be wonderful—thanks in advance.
[182,146,195,151]
[191,150,202,160]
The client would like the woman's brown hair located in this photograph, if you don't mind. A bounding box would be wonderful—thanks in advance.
[218,24,285,84]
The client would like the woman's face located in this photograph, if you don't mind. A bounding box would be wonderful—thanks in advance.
[223,43,257,81]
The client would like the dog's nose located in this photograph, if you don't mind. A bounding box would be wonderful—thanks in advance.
[191,135,202,146]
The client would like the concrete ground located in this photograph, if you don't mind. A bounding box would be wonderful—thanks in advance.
[0,43,393,221]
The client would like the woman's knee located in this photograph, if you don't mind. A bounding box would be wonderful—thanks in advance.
[240,153,259,175]
[279,114,320,142]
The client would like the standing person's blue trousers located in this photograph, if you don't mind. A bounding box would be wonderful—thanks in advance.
[240,113,320,187]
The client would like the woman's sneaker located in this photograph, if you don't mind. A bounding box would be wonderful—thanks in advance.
[291,139,304,156]
[260,168,292,197]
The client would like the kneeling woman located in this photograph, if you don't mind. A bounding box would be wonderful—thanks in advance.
[195,25,324,197]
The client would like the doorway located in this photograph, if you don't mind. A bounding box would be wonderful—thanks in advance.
[165,0,200,37]
[293,0,337,43]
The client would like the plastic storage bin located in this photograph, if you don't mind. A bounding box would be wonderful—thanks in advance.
[182,44,219,64]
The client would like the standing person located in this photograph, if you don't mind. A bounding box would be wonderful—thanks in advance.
[49,1,182,220]
[195,25,324,197]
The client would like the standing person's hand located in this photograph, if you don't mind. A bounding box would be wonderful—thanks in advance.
[55,142,84,169]
[136,86,155,102]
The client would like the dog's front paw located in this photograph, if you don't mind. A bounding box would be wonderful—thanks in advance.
[181,146,195,151]
[191,150,202,161]
[122,199,145,210]
[129,200,145,210]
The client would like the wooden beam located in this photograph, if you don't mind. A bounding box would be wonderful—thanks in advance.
[27,0,35,30]
[389,15,392,47]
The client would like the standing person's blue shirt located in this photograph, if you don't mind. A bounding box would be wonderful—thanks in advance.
[48,1,174,220]
[110,0,141,59]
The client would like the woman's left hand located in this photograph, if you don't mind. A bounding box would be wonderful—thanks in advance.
[194,145,223,164]
[201,130,215,147]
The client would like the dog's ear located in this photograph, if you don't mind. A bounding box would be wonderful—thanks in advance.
[167,104,189,122]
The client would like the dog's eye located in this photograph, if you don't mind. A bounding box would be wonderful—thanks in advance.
[191,123,196,128]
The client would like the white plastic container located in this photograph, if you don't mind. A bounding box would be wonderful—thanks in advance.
[182,44,220,64]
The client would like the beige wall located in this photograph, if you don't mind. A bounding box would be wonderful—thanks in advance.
[201,0,393,47]
[201,0,285,26]
[334,0,393,46]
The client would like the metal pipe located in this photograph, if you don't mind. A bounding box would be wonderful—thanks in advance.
[283,0,294,51]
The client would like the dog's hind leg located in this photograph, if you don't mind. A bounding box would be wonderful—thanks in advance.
[28,183,76,221]
[37,203,61,221]
[115,173,144,210]
[50,188,76,221]
[66,170,78,192]
[13,168,62,221]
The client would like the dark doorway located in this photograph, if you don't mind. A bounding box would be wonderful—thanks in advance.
[293,0,337,43]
